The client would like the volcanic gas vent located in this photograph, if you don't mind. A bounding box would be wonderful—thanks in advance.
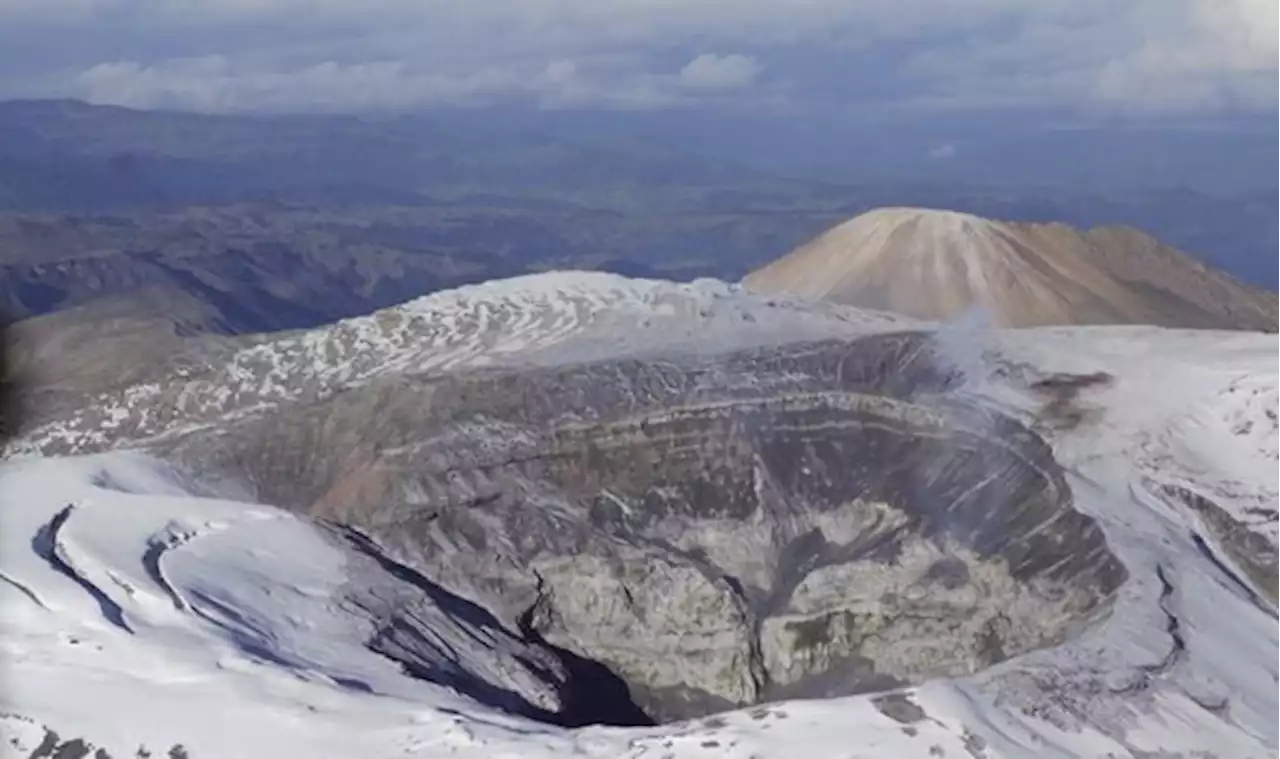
[164,333,1128,725]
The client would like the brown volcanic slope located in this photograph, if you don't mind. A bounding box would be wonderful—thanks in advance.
[743,207,1277,330]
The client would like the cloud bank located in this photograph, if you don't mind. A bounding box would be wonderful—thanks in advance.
[678,54,763,91]
[0,0,1273,114]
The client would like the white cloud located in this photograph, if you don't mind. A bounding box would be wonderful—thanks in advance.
[678,53,763,90]
[71,54,696,113]
[1092,0,1279,112]
[543,59,578,87]
[74,57,536,112]
[928,143,957,159]
[1,0,1274,114]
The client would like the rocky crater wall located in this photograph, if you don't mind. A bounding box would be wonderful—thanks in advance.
[162,333,1128,723]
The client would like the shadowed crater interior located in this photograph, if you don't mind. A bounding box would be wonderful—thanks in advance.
[166,332,1129,725]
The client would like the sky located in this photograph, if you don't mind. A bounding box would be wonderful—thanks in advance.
[0,0,1275,119]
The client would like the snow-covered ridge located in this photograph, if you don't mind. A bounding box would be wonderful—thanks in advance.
[984,326,1279,555]
[9,271,908,458]
[2,325,1278,757]
[0,453,1066,758]
[0,453,548,756]
[1142,371,1279,544]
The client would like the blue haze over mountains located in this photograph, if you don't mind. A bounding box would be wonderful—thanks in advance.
[0,98,1274,335]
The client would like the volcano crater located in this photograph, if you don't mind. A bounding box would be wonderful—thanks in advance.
[168,334,1128,724]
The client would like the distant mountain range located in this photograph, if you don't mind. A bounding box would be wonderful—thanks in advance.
[0,203,821,333]
[0,98,778,211]
[0,99,1275,325]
